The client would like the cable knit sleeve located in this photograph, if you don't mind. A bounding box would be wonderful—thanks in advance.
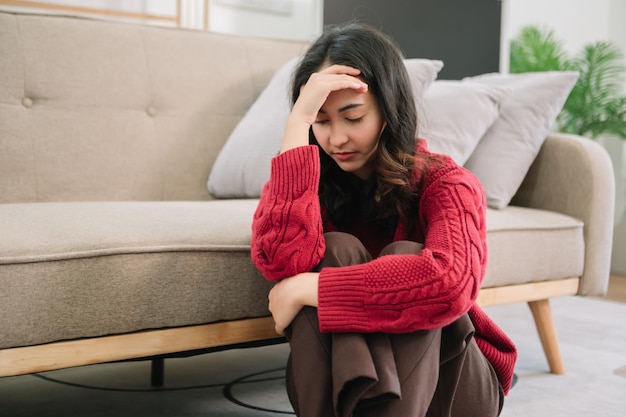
[251,145,326,281]
[317,163,488,333]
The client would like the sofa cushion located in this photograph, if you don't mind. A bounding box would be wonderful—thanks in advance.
[0,200,272,350]
[483,206,584,288]
[420,80,510,165]
[462,71,579,209]
[0,200,584,350]
[207,58,444,199]
[0,12,305,203]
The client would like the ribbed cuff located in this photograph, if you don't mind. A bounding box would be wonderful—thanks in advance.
[317,264,371,332]
[270,145,320,199]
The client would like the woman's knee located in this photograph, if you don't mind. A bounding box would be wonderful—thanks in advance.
[318,232,371,269]
[379,240,424,257]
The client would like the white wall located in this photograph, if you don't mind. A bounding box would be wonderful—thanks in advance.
[501,0,625,73]
[0,0,180,26]
[0,0,322,38]
[610,0,626,58]
[208,0,323,41]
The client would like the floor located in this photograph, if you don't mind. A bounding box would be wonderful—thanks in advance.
[0,275,624,417]
[606,274,626,302]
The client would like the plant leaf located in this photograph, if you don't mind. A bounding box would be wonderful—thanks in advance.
[510,26,567,73]
[563,42,626,138]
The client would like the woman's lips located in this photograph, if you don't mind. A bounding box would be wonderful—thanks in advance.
[334,152,356,161]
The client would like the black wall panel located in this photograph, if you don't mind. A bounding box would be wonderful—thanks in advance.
[323,0,501,79]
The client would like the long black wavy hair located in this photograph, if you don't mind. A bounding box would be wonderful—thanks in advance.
[291,23,421,233]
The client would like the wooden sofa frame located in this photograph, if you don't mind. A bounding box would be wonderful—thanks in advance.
[0,278,579,379]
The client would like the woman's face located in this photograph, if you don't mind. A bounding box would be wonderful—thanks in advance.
[312,87,386,180]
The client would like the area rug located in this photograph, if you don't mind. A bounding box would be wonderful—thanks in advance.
[485,296,626,417]
[0,296,624,417]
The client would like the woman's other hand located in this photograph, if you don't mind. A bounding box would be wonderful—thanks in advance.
[268,272,319,335]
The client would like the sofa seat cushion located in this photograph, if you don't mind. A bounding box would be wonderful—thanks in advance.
[0,200,271,350]
[0,201,584,350]
[483,206,585,288]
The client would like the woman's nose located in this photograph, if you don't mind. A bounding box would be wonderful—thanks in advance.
[329,126,349,147]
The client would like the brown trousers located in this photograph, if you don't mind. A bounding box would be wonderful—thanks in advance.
[284,232,504,417]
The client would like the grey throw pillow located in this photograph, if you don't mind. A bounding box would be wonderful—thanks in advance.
[420,80,510,165]
[462,71,579,209]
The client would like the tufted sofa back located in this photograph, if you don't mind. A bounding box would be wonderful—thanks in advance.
[0,11,306,203]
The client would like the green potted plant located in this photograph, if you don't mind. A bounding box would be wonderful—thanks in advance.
[509,25,626,139]
[510,25,626,230]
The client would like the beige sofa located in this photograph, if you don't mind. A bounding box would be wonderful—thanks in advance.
[0,11,615,380]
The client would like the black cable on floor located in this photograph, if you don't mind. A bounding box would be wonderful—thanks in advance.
[31,367,287,393]
[223,368,295,415]
[32,367,296,414]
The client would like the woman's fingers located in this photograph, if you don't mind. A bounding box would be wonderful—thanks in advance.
[318,64,361,75]
[268,280,300,336]
[280,64,368,151]
[293,68,368,125]
[306,65,367,92]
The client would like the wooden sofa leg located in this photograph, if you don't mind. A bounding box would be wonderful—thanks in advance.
[527,299,565,374]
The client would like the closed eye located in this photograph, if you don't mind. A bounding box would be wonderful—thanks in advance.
[347,117,364,124]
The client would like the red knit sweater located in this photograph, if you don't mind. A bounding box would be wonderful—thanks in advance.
[251,141,517,394]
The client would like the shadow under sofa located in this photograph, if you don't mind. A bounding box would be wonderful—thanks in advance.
[0,11,615,381]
